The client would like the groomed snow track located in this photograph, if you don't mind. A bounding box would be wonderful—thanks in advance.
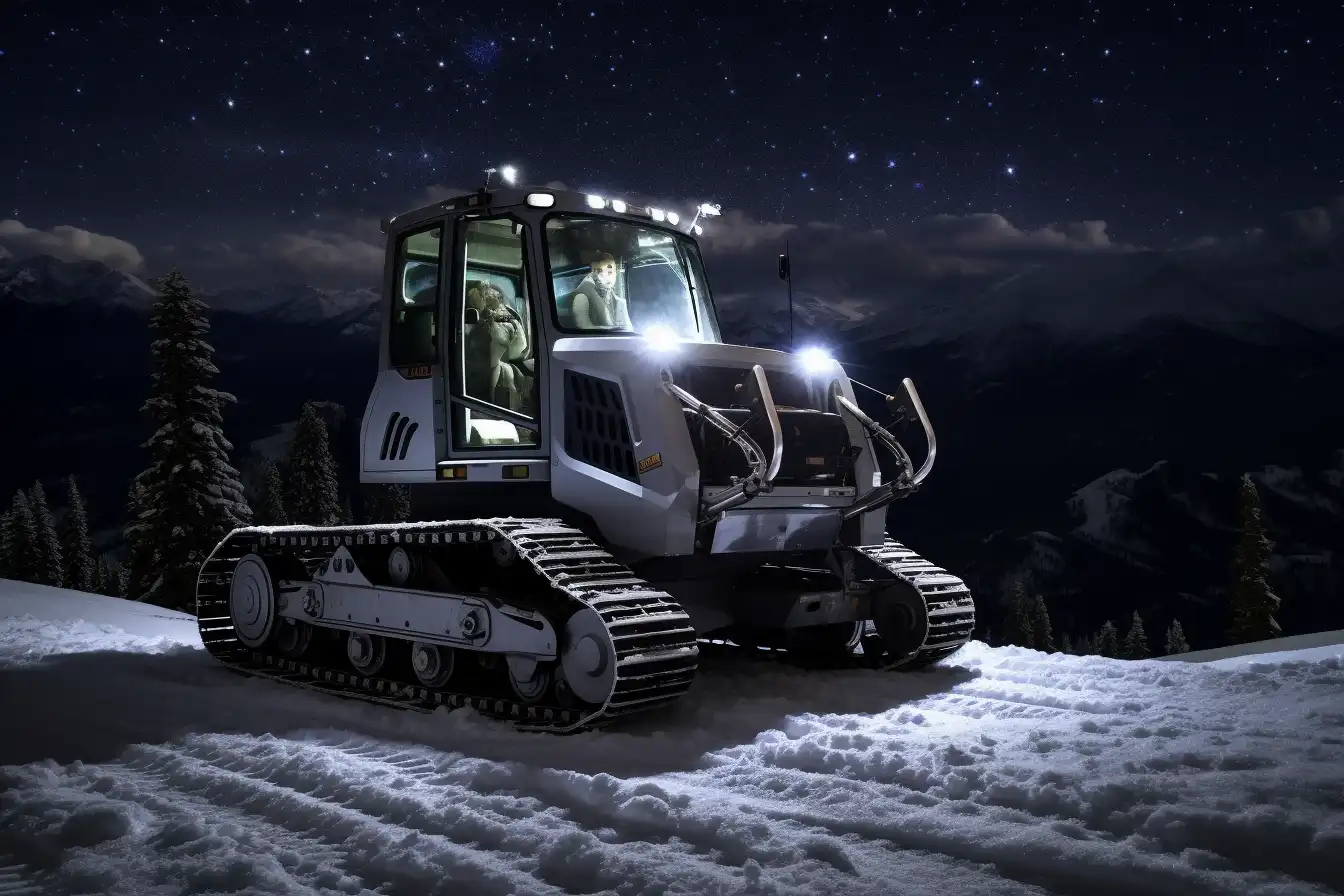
[197,519,976,733]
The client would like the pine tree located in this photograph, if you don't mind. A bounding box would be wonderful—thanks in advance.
[60,475,95,592]
[1097,620,1119,658]
[253,455,288,526]
[28,481,64,587]
[1122,610,1150,659]
[1227,474,1281,644]
[121,476,158,601]
[285,401,341,526]
[1031,594,1056,653]
[1060,631,1074,655]
[125,269,252,609]
[364,483,412,523]
[1164,618,1191,655]
[96,555,124,597]
[0,509,14,580]
[1003,581,1035,648]
[7,491,40,584]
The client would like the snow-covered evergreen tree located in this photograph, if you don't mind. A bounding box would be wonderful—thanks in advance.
[60,475,95,592]
[7,491,40,583]
[125,269,252,609]
[1097,620,1119,658]
[1122,611,1149,659]
[253,455,288,526]
[285,401,341,526]
[1227,473,1281,644]
[0,508,14,580]
[1003,581,1035,648]
[28,481,64,587]
[364,483,412,523]
[1031,595,1056,653]
[121,477,157,601]
[1164,618,1190,655]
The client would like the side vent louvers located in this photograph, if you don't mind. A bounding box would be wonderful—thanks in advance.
[379,412,418,461]
[562,370,638,482]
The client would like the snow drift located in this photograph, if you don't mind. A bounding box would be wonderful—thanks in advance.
[1,579,1342,895]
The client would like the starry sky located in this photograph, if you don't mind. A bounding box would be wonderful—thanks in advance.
[1,0,1340,291]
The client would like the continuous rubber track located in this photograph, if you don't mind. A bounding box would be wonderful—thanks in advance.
[198,521,977,732]
[197,519,701,733]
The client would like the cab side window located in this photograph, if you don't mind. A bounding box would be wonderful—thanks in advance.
[388,224,443,368]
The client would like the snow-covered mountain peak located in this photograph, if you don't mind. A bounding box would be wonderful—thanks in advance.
[0,253,157,309]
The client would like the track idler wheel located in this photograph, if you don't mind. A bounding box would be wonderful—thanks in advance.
[410,641,455,688]
[561,607,617,705]
[346,632,387,676]
[871,579,929,663]
[229,554,277,648]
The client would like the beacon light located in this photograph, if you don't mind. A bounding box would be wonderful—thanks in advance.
[500,165,519,184]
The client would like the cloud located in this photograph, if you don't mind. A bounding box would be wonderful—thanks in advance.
[0,219,145,271]
[271,229,384,277]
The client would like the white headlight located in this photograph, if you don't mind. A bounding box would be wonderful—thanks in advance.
[698,203,722,217]
[525,192,555,207]
[586,194,606,209]
[611,199,628,213]
[797,346,832,374]
[693,224,703,235]
[643,324,680,352]
[666,211,680,226]
[648,207,666,222]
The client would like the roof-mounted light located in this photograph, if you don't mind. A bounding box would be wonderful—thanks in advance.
[693,224,703,236]
[500,165,519,185]
[666,211,680,226]
[610,199,628,213]
[526,192,555,207]
[586,194,606,209]
[648,207,666,222]
[697,203,722,217]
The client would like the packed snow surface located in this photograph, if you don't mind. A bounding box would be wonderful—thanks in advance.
[2,580,1343,895]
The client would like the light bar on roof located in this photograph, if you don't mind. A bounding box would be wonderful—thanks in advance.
[610,199,628,213]
[526,193,555,207]
[647,207,666,222]
[586,194,606,209]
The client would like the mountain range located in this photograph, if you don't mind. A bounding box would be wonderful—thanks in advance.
[3,246,1341,647]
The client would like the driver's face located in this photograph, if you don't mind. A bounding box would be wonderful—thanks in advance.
[593,260,618,290]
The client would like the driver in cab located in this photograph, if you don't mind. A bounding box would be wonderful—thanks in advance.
[569,252,632,330]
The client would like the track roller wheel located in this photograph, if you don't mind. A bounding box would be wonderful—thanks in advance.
[387,547,419,586]
[272,619,313,658]
[229,554,277,648]
[506,655,551,704]
[410,641,455,688]
[346,632,387,676]
[872,579,929,664]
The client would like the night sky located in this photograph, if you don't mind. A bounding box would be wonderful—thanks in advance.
[1,1,1340,290]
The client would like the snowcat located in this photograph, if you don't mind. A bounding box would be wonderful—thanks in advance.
[197,172,976,732]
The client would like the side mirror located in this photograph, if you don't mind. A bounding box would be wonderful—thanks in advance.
[777,254,790,281]
[464,307,480,326]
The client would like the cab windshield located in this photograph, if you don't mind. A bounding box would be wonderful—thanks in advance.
[544,215,721,342]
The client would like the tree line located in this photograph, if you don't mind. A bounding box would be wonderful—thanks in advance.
[0,476,121,596]
[0,269,411,614]
[996,472,1283,656]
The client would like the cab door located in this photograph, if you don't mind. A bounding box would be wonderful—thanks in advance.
[440,214,550,475]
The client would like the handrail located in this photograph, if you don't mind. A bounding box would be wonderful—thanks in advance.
[661,364,783,518]
[833,377,938,521]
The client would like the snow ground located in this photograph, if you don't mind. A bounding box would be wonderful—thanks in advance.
[1,580,1343,895]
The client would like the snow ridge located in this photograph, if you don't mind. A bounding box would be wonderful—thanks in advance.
[1,584,1342,894]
